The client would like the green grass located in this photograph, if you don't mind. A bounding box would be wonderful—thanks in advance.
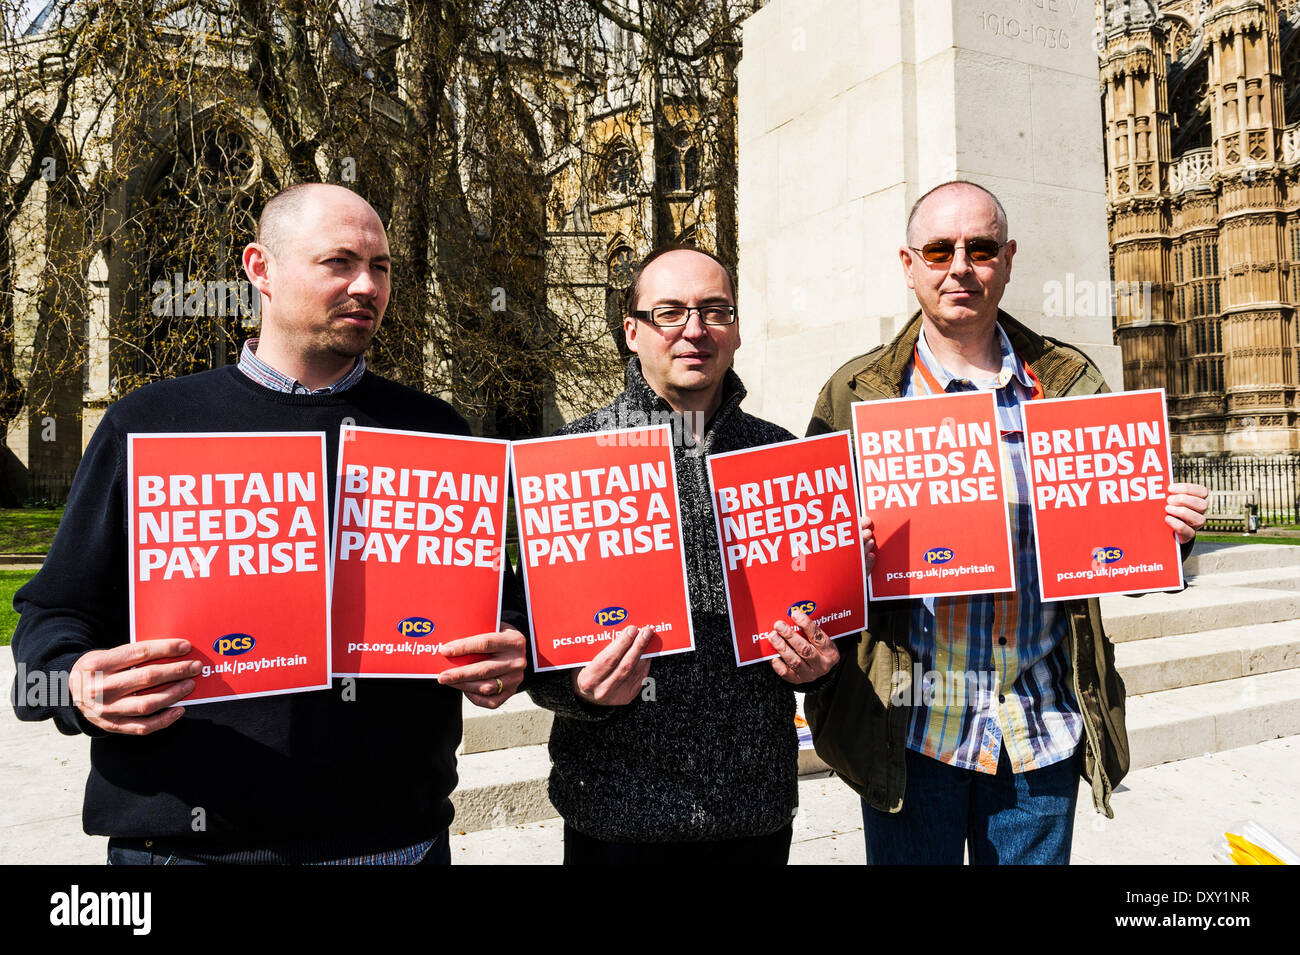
[0,508,63,554]
[1197,533,1300,546]
[0,569,37,646]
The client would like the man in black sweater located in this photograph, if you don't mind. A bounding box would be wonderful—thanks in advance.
[527,246,841,864]
[10,183,528,864]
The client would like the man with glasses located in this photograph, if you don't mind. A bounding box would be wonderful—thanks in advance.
[528,245,840,863]
[803,180,1208,864]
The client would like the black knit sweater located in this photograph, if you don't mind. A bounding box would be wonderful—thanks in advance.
[527,359,807,843]
[10,365,527,863]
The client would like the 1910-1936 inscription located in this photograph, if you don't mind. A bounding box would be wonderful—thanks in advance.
[977,0,1086,51]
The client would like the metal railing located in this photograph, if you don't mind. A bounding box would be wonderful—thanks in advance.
[21,471,75,507]
[1173,456,1300,526]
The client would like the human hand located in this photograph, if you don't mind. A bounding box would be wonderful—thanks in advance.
[572,625,653,706]
[767,608,839,684]
[69,639,199,735]
[438,626,528,709]
[860,514,877,574]
[1165,482,1209,544]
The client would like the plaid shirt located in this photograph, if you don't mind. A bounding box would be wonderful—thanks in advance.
[237,339,367,394]
[237,338,433,864]
[902,323,1081,774]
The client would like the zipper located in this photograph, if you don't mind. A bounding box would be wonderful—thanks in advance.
[1068,608,1114,814]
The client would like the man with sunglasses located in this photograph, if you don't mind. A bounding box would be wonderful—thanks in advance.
[527,245,839,863]
[803,180,1208,864]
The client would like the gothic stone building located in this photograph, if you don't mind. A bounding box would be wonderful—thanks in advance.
[1103,0,1300,456]
[1,5,727,502]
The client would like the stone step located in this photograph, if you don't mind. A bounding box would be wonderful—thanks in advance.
[1115,620,1300,695]
[1126,669,1300,771]
[1100,583,1300,643]
[452,733,829,833]
[452,743,555,833]
[1182,543,1300,577]
[799,747,829,775]
[1182,567,1300,592]
[459,693,552,755]
[459,695,817,768]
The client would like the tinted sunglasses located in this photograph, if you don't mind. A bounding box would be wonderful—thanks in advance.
[909,239,1006,264]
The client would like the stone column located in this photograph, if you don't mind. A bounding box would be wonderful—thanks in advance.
[736,0,1122,434]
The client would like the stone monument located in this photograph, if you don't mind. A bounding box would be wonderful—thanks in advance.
[735,0,1123,434]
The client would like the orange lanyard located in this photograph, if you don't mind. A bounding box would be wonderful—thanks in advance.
[911,344,1045,400]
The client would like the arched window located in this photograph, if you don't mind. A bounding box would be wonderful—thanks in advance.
[1171,57,1211,154]
[1284,35,1300,126]
[664,130,700,192]
[1167,18,1194,63]
[604,142,636,196]
[608,246,634,288]
[606,244,635,357]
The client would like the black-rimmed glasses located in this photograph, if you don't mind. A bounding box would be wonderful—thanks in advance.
[630,304,738,327]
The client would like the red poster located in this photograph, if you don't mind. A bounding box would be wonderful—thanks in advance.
[1024,389,1183,600]
[331,427,509,677]
[707,433,867,666]
[511,425,694,672]
[128,432,332,704]
[853,392,1015,600]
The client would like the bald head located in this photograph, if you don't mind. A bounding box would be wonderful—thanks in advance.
[906,181,1008,246]
[241,181,391,388]
[256,183,383,259]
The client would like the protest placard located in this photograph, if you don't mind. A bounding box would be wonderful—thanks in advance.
[707,432,867,666]
[331,427,510,677]
[1023,389,1183,600]
[853,392,1015,599]
[511,425,694,672]
[128,432,331,704]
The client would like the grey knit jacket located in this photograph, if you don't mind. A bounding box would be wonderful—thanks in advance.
[526,357,806,843]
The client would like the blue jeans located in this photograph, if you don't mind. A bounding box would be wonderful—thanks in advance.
[106,841,206,865]
[861,746,1081,865]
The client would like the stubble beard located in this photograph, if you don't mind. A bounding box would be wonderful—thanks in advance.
[321,303,380,359]
[322,328,375,360]
[298,321,376,367]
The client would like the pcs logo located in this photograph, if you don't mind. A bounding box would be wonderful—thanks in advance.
[787,600,817,618]
[594,606,628,627]
[1092,546,1124,564]
[397,616,435,638]
[213,634,255,657]
[923,547,955,565]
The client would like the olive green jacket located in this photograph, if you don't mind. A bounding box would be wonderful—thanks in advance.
[804,309,1128,817]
